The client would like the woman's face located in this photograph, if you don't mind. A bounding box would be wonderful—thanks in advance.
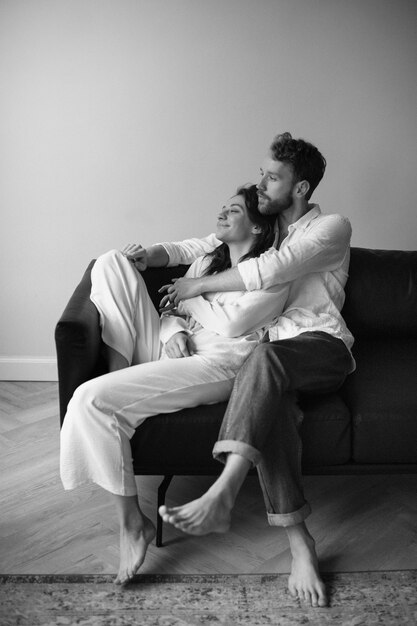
[215,195,257,244]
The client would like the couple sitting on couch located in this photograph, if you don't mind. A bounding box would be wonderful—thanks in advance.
[60,132,354,608]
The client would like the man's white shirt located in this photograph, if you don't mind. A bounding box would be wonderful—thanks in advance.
[159,205,355,371]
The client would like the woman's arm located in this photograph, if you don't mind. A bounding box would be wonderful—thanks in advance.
[159,312,191,345]
[156,234,221,267]
[122,235,220,270]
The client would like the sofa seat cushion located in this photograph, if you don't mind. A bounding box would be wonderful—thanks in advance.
[131,402,228,475]
[343,339,417,464]
[131,392,351,475]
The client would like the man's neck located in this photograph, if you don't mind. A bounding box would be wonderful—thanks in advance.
[277,201,312,239]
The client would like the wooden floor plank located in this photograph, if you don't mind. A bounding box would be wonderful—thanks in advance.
[0,382,416,575]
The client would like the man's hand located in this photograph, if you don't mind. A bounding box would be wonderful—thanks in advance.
[158,277,203,310]
[121,244,147,271]
[164,332,193,358]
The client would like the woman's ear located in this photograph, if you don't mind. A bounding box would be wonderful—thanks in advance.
[251,224,262,234]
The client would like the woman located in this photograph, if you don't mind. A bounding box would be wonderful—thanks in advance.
[60,185,289,584]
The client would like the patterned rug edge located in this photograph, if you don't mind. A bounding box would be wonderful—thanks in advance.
[1,571,416,626]
[0,570,416,584]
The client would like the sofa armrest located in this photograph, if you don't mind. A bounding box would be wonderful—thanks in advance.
[55,261,190,424]
[55,260,105,424]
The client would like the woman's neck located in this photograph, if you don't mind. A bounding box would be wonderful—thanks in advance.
[228,241,254,267]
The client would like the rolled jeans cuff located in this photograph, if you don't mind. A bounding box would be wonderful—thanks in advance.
[267,502,312,527]
[213,440,262,467]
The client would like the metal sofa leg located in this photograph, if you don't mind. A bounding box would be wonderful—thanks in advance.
[156,474,174,547]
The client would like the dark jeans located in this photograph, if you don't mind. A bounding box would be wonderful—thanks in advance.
[212,331,353,526]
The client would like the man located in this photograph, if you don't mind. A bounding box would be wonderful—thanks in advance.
[126,132,355,607]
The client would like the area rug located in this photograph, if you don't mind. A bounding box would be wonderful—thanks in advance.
[0,571,416,626]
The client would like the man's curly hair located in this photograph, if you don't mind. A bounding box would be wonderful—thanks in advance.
[270,132,326,199]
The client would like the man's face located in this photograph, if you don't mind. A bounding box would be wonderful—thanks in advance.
[257,156,296,215]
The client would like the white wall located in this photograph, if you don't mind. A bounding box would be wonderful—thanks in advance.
[1,0,416,379]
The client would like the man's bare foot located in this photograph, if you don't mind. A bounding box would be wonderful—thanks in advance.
[159,453,251,535]
[115,515,156,585]
[159,492,232,536]
[287,524,327,607]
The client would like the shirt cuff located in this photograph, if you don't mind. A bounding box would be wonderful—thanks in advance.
[157,242,181,267]
[159,315,191,344]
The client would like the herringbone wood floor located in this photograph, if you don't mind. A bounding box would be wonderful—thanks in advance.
[1,381,416,575]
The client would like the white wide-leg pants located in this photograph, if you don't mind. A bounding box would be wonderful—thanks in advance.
[60,250,234,496]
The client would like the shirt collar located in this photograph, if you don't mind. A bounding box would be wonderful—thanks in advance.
[288,204,321,233]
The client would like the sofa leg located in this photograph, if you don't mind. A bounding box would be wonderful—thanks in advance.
[156,474,174,548]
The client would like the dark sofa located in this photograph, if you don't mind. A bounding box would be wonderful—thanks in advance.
[55,247,417,545]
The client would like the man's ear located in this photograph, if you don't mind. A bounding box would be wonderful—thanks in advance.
[294,180,310,198]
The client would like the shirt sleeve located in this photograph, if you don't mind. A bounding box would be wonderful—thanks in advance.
[157,233,221,267]
[178,284,289,338]
[159,313,192,345]
[237,214,352,290]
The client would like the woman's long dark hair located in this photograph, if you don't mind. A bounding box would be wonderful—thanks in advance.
[203,184,276,276]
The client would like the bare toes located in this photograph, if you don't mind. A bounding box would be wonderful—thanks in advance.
[115,572,127,586]
[158,505,170,519]
[288,581,297,597]
[318,590,328,607]
[310,592,319,607]
[304,590,312,605]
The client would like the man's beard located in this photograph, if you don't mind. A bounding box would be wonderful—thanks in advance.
[258,192,293,215]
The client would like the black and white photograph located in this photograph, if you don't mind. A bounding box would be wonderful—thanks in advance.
[1,0,416,624]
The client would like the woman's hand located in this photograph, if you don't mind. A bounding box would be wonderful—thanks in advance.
[164,332,193,358]
[121,244,147,271]
[158,277,203,310]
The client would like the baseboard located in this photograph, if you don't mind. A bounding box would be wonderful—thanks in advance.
[0,357,58,381]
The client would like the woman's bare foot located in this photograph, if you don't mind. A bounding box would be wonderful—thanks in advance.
[159,491,232,536]
[286,523,327,607]
[115,514,156,585]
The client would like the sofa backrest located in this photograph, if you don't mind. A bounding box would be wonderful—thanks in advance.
[342,247,417,338]
[142,247,417,340]
[142,265,189,311]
